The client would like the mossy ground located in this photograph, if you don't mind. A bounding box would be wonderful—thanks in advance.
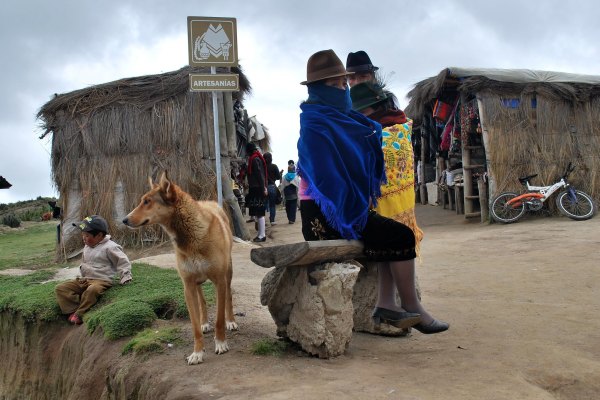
[0,220,214,340]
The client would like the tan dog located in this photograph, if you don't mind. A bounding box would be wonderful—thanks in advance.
[123,172,237,365]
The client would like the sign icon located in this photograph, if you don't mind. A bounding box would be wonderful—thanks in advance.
[188,17,237,67]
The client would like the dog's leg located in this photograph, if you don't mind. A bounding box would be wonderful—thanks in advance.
[197,283,211,333]
[225,260,238,331]
[213,276,230,355]
[181,273,205,364]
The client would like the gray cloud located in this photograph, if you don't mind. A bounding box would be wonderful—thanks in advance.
[2,0,600,203]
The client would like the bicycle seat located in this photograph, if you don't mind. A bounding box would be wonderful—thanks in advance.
[518,174,537,184]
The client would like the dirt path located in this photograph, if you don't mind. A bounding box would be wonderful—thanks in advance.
[128,205,600,400]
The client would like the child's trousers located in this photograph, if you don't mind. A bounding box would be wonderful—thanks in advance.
[55,278,112,316]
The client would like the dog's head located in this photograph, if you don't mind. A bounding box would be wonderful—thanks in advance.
[122,171,179,229]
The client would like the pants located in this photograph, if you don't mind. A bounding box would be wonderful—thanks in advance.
[266,184,278,223]
[285,198,298,222]
[55,278,112,316]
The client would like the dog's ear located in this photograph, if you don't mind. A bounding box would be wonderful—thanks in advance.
[148,177,157,189]
[159,171,177,203]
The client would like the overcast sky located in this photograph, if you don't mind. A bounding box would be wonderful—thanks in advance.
[1,0,599,204]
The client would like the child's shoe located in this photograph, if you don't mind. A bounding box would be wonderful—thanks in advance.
[68,313,83,325]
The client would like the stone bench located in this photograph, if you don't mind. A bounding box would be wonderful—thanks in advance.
[251,240,410,359]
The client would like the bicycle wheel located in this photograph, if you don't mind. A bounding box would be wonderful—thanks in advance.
[556,189,596,220]
[490,192,526,223]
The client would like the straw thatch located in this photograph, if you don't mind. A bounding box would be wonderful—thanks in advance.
[405,67,600,208]
[37,65,256,257]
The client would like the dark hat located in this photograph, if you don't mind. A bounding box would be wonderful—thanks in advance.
[73,215,108,234]
[346,51,379,73]
[301,49,353,85]
[73,215,108,233]
[246,142,257,154]
[350,82,389,111]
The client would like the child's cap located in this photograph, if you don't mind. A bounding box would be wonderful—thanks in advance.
[73,215,108,234]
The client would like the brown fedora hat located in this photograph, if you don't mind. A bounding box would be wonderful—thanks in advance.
[300,49,354,85]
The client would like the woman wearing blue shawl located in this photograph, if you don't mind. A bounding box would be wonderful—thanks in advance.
[297,50,448,334]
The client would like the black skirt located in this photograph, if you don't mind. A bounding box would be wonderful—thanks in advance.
[245,187,266,217]
[300,200,416,261]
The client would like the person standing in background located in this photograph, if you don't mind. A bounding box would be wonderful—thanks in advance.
[245,143,268,242]
[281,164,300,224]
[346,50,379,87]
[263,152,281,226]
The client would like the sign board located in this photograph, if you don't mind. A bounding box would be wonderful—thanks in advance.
[187,16,238,67]
[189,73,239,92]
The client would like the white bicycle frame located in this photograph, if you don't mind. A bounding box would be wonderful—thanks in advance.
[524,178,568,203]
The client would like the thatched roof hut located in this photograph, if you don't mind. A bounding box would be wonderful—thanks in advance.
[37,65,263,258]
[405,67,600,219]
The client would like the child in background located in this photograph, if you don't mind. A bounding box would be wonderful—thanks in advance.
[281,164,300,224]
[55,215,132,325]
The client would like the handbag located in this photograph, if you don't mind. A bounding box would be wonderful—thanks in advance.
[275,186,283,205]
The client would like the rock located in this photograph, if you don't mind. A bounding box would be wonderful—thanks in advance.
[260,262,360,358]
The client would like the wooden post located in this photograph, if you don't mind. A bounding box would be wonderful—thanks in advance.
[223,92,237,157]
[221,158,250,240]
[477,97,495,196]
[436,156,445,207]
[461,137,474,215]
[205,93,215,159]
[419,133,428,205]
[217,92,228,157]
[448,186,455,210]
[198,95,209,159]
[455,184,464,214]
[478,177,489,222]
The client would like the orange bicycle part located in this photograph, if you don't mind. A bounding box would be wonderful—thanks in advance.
[506,192,544,207]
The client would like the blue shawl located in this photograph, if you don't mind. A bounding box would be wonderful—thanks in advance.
[297,102,385,239]
[284,172,297,182]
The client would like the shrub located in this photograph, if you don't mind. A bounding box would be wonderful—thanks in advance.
[17,207,50,222]
[2,213,21,228]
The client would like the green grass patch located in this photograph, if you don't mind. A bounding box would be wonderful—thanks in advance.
[83,263,214,340]
[0,270,62,322]
[0,262,215,340]
[0,212,215,340]
[0,221,57,270]
[251,338,289,356]
[122,327,183,355]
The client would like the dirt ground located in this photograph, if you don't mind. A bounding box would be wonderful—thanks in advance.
[119,204,599,400]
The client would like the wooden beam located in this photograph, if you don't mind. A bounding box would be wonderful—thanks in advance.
[250,240,364,268]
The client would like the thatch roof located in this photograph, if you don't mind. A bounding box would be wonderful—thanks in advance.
[37,65,251,139]
[35,65,254,254]
[405,67,600,125]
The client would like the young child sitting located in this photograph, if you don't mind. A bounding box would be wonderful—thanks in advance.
[55,215,132,325]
